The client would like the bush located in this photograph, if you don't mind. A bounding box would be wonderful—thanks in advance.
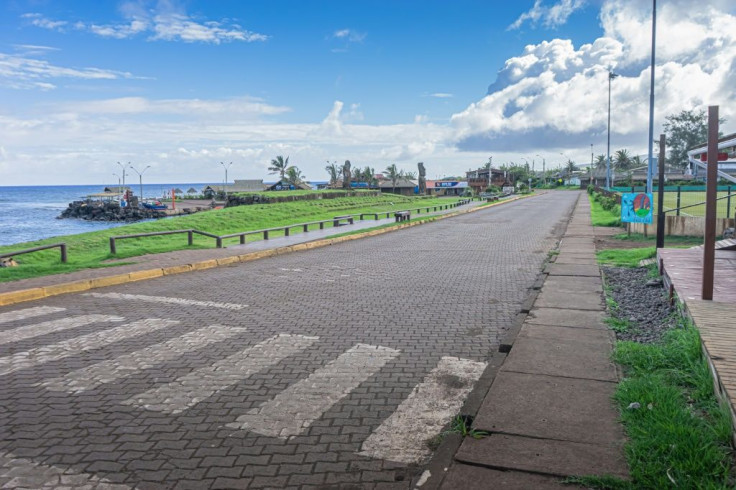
[485,185,501,194]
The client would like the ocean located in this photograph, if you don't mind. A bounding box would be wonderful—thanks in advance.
[0,184,209,247]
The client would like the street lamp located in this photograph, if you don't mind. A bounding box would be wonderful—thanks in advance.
[646,0,657,194]
[112,173,121,188]
[220,161,233,199]
[129,165,151,203]
[115,161,128,195]
[535,154,546,185]
[606,70,619,189]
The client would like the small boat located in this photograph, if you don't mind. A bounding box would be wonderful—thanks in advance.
[141,200,168,210]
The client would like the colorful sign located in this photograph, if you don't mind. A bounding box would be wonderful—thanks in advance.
[621,192,653,224]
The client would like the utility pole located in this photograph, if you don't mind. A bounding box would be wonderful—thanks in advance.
[646,0,657,194]
[606,70,619,189]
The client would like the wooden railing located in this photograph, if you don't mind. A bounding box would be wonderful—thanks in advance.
[0,243,67,263]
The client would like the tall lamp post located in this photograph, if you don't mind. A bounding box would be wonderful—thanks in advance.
[220,161,233,200]
[590,144,594,185]
[646,0,657,194]
[113,173,121,188]
[129,165,151,203]
[535,154,546,185]
[606,70,619,189]
[115,161,128,195]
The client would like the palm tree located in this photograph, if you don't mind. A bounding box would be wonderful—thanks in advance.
[325,161,340,187]
[614,149,631,171]
[286,166,305,186]
[404,171,417,180]
[269,155,290,180]
[565,159,578,176]
[362,166,376,186]
[384,164,403,194]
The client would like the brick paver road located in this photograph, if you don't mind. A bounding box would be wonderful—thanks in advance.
[0,192,578,489]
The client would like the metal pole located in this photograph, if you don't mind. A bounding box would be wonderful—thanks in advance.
[676,186,681,216]
[606,71,617,189]
[646,0,657,194]
[702,105,719,300]
[656,134,666,248]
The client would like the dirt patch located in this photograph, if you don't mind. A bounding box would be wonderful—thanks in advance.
[594,226,651,251]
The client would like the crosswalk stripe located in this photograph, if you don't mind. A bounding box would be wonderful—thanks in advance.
[358,356,487,464]
[85,292,248,310]
[0,450,132,489]
[0,314,124,346]
[227,343,400,438]
[0,306,66,325]
[42,325,248,394]
[0,318,178,376]
[123,334,318,415]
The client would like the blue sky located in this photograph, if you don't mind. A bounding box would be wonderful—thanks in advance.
[1,0,735,185]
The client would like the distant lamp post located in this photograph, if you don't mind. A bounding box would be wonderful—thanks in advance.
[220,161,233,199]
[536,154,546,185]
[606,70,619,189]
[115,161,128,194]
[113,173,121,188]
[129,165,151,203]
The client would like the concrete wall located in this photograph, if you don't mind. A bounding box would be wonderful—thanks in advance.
[628,215,734,236]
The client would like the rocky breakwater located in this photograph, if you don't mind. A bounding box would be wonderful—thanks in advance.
[58,200,167,222]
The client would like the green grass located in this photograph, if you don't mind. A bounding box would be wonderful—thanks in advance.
[612,233,703,247]
[589,194,622,227]
[0,194,460,283]
[596,247,656,267]
[612,323,734,489]
[660,191,733,217]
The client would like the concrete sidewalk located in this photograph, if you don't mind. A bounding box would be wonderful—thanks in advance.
[0,199,500,305]
[438,194,629,488]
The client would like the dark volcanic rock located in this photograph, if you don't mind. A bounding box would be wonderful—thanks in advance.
[602,266,675,343]
[58,200,166,222]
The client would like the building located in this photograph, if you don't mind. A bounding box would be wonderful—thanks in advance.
[426,180,469,196]
[266,180,312,191]
[465,168,506,194]
[203,179,267,197]
[378,178,418,196]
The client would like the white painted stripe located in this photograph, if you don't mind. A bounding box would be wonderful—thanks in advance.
[227,343,400,438]
[124,334,318,414]
[0,306,65,325]
[0,450,133,489]
[358,356,487,464]
[0,314,124,346]
[0,318,178,376]
[42,325,247,394]
[85,292,247,310]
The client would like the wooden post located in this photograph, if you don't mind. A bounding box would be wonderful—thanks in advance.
[109,237,116,255]
[676,186,681,216]
[60,244,68,263]
[188,230,193,246]
[702,105,719,300]
[656,134,666,248]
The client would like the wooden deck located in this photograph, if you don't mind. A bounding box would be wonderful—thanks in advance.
[658,247,736,440]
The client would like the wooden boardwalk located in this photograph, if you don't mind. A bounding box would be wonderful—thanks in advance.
[658,247,736,440]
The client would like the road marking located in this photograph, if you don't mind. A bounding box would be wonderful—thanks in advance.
[124,334,318,414]
[42,325,247,394]
[227,343,400,438]
[358,356,487,464]
[0,450,132,489]
[85,292,248,310]
[0,318,178,376]
[0,314,124,346]
[0,306,65,325]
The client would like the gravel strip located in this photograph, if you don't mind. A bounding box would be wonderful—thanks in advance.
[602,266,676,343]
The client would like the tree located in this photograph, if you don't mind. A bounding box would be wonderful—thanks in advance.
[269,155,290,180]
[629,155,644,169]
[483,156,493,170]
[361,166,376,186]
[384,164,403,194]
[663,109,717,169]
[286,166,305,186]
[404,171,417,180]
[565,159,578,176]
[325,161,340,186]
[614,149,631,171]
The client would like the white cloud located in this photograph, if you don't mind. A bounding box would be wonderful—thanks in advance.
[22,7,268,44]
[332,28,366,43]
[509,0,586,30]
[429,93,454,98]
[0,52,141,90]
[453,0,736,162]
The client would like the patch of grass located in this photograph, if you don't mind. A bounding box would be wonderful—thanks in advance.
[589,194,622,227]
[596,247,656,267]
[612,319,734,489]
[0,195,460,283]
[613,233,703,247]
[447,415,489,439]
[604,316,636,334]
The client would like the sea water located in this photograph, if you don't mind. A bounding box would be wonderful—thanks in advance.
[0,184,208,246]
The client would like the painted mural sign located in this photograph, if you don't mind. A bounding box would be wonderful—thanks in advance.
[621,192,653,224]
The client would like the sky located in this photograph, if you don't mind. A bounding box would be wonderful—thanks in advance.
[1,0,735,186]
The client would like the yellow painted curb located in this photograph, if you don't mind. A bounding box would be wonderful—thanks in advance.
[128,269,165,282]
[90,273,133,289]
[0,288,46,306]
[0,195,538,307]
[162,264,193,275]
[43,280,92,296]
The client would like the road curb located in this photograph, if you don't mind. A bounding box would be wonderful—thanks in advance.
[0,194,535,307]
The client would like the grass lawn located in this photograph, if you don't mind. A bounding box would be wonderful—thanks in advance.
[589,194,622,227]
[0,194,461,283]
[660,191,734,217]
[597,247,656,267]
[612,233,703,247]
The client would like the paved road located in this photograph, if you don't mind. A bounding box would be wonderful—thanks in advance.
[0,192,578,489]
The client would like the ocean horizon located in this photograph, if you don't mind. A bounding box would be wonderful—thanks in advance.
[0,183,212,247]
